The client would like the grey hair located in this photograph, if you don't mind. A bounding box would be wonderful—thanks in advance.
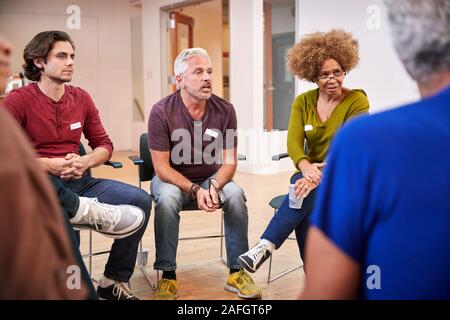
[173,47,211,78]
[385,0,450,84]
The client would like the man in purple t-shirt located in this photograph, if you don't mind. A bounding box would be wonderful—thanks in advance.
[148,48,261,300]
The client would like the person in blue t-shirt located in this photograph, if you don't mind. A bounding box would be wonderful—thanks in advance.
[300,0,450,299]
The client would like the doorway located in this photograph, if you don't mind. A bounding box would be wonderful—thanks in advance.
[160,0,228,99]
[264,0,296,131]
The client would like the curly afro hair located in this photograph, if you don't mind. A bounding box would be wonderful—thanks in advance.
[286,29,359,82]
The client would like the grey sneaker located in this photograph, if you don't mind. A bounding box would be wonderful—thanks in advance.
[238,242,272,273]
[71,198,145,239]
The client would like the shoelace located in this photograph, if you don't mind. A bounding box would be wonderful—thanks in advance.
[112,282,135,300]
[238,270,255,284]
[157,280,176,294]
[247,244,267,262]
[85,199,118,230]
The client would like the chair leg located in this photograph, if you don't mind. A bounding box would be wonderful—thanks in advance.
[88,230,93,277]
[87,230,100,283]
[266,208,303,283]
[135,239,156,291]
[220,209,226,265]
[268,264,302,283]
[134,179,156,291]
[267,254,273,284]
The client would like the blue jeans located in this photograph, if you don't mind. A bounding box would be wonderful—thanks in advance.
[261,172,317,263]
[151,175,249,270]
[57,175,151,282]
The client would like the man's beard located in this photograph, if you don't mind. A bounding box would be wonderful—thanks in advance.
[48,73,72,84]
[185,84,211,101]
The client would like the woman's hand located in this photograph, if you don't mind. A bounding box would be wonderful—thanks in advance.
[294,178,318,198]
[299,160,326,184]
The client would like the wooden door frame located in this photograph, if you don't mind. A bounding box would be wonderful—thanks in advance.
[170,12,194,69]
[263,0,273,131]
[169,11,195,91]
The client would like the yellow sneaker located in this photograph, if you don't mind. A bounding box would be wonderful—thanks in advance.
[154,279,178,300]
[225,270,262,299]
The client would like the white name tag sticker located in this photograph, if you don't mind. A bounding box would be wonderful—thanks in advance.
[205,128,219,138]
[70,122,82,130]
[304,124,313,132]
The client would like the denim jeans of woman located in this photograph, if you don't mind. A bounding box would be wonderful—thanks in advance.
[261,172,317,263]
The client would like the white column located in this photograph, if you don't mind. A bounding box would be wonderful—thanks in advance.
[229,0,264,131]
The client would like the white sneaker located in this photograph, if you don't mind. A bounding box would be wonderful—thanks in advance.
[70,198,145,239]
[238,242,272,273]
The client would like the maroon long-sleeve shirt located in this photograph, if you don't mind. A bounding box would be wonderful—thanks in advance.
[2,83,113,159]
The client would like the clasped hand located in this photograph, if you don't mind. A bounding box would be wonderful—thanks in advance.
[196,179,221,212]
[48,153,90,180]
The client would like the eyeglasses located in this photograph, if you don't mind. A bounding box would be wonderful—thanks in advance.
[317,69,346,81]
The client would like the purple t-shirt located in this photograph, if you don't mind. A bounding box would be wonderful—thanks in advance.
[148,91,238,183]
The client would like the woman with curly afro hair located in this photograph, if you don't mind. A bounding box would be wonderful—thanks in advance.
[238,29,370,275]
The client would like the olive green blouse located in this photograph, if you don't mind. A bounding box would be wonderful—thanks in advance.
[287,88,370,170]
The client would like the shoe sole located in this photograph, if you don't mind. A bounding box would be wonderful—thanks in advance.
[237,256,257,273]
[72,225,137,239]
[72,212,146,239]
[154,294,178,300]
[224,284,261,299]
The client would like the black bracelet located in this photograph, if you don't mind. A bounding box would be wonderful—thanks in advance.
[208,179,223,205]
[190,183,201,198]
[209,178,220,192]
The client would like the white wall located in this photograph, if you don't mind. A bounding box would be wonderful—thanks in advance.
[296,0,420,113]
[229,0,264,133]
[0,0,134,150]
[131,5,145,122]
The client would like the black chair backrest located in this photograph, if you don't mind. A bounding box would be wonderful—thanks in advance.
[79,142,87,156]
[79,142,92,177]
[139,133,155,182]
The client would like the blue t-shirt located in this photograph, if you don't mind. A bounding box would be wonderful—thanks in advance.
[311,85,450,299]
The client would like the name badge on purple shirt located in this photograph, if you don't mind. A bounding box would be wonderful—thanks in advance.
[205,128,218,138]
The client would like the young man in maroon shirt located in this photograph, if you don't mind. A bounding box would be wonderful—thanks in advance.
[0,34,96,299]
[2,31,151,300]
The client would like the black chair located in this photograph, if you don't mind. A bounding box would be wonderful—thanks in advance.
[78,143,122,279]
[266,152,302,283]
[129,133,245,288]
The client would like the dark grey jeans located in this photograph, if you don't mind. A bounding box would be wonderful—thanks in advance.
[49,174,151,282]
